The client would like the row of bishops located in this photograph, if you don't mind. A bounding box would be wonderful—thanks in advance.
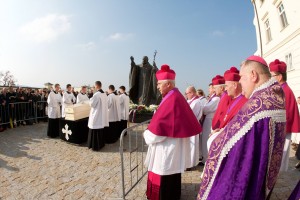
[143,56,300,200]
[46,82,130,151]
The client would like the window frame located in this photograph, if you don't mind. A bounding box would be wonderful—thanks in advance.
[264,19,272,43]
[278,2,288,29]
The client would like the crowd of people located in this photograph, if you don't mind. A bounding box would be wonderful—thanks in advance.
[46,83,130,151]
[1,55,300,199]
[0,87,50,131]
[143,55,300,200]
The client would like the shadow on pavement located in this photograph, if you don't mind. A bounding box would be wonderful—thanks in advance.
[0,123,45,170]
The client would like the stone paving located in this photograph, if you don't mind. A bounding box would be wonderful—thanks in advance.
[0,122,299,200]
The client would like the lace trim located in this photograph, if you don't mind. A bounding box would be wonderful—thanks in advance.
[202,109,286,199]
[249,79,276,99]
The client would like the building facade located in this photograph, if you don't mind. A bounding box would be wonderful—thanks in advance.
[251,0,300,97]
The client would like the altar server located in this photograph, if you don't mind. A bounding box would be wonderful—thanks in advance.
[47,84,62,138]
[62,84,76,118]
[76,86,89,104]
[105,85,121,143]
[269,59,300,171]
[87,81,109,151]
[144,64,202,200]
[119,86,130,134]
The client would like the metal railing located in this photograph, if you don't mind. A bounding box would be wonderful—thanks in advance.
[0,101,48,126]
[119,120,150,199]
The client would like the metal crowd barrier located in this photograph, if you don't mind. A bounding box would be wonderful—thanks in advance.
[0,101,48,126]
[119,120,150,199]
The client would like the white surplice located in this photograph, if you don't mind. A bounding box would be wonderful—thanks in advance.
[76,93,89,104]
[187,96,203,168]
[201,94,220,162]
[119,93,130,120]
[47,91,62,119]
[62,92,76,118]
[88,91,109,129]
[144,129,191,175]
[107,93,121,122]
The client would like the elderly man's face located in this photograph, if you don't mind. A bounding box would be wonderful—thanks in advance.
[208,85,214,95]
[214,85,224,96]
[225,81,236,98]
[185,88,194,100]
[157,80,171,97]
[270,71,281,82]
[239,66,255,98]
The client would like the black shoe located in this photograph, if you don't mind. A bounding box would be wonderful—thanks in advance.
[186,168,192,171]
[198,162,205,166]
[295,161,300,169]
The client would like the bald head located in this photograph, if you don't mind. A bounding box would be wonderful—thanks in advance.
[185,86,197,100]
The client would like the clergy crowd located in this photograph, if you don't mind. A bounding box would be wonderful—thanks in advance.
[1,55,300,199]
[46,83,130,151]
[143,55,300,200]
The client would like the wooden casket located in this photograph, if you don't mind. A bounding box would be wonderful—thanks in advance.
[64,103,91,121]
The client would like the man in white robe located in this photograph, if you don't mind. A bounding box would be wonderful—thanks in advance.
[105,85,121,143]
[47,84,62,138]
[185,86,203,169]
[144,65,202,200]
[87,81,109,151]
[62,84,76,118]
[118,86,129,135]
[76,86,89,104]
[201,76,223,164]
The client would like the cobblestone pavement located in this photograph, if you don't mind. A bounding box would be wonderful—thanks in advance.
[0,122,299,200]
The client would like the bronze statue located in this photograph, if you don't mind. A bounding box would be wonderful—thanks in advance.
[129,55,161,106]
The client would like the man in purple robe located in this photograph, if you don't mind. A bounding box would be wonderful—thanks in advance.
[197,55,286,200]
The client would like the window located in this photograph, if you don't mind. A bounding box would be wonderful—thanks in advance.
[278,3,288,28]
[285,53,293,71]
[264,19,272,42]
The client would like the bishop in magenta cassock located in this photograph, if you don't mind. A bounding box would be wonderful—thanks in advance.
[220,67,247,128]
[211,76,232,130]
[269,59,300,171]
[197,55,286,200]
[144,65,202,200]
[207,67,248,151]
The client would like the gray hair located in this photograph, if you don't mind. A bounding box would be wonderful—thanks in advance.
[161,80,176,86]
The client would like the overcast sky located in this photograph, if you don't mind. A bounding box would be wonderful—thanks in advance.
[0,0,257,94]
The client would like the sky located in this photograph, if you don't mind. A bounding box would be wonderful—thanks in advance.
[0,0,257,94]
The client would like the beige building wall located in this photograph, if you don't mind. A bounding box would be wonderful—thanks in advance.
[251,0,300,97]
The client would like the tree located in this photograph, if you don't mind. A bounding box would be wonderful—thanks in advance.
[0,70,17,86]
